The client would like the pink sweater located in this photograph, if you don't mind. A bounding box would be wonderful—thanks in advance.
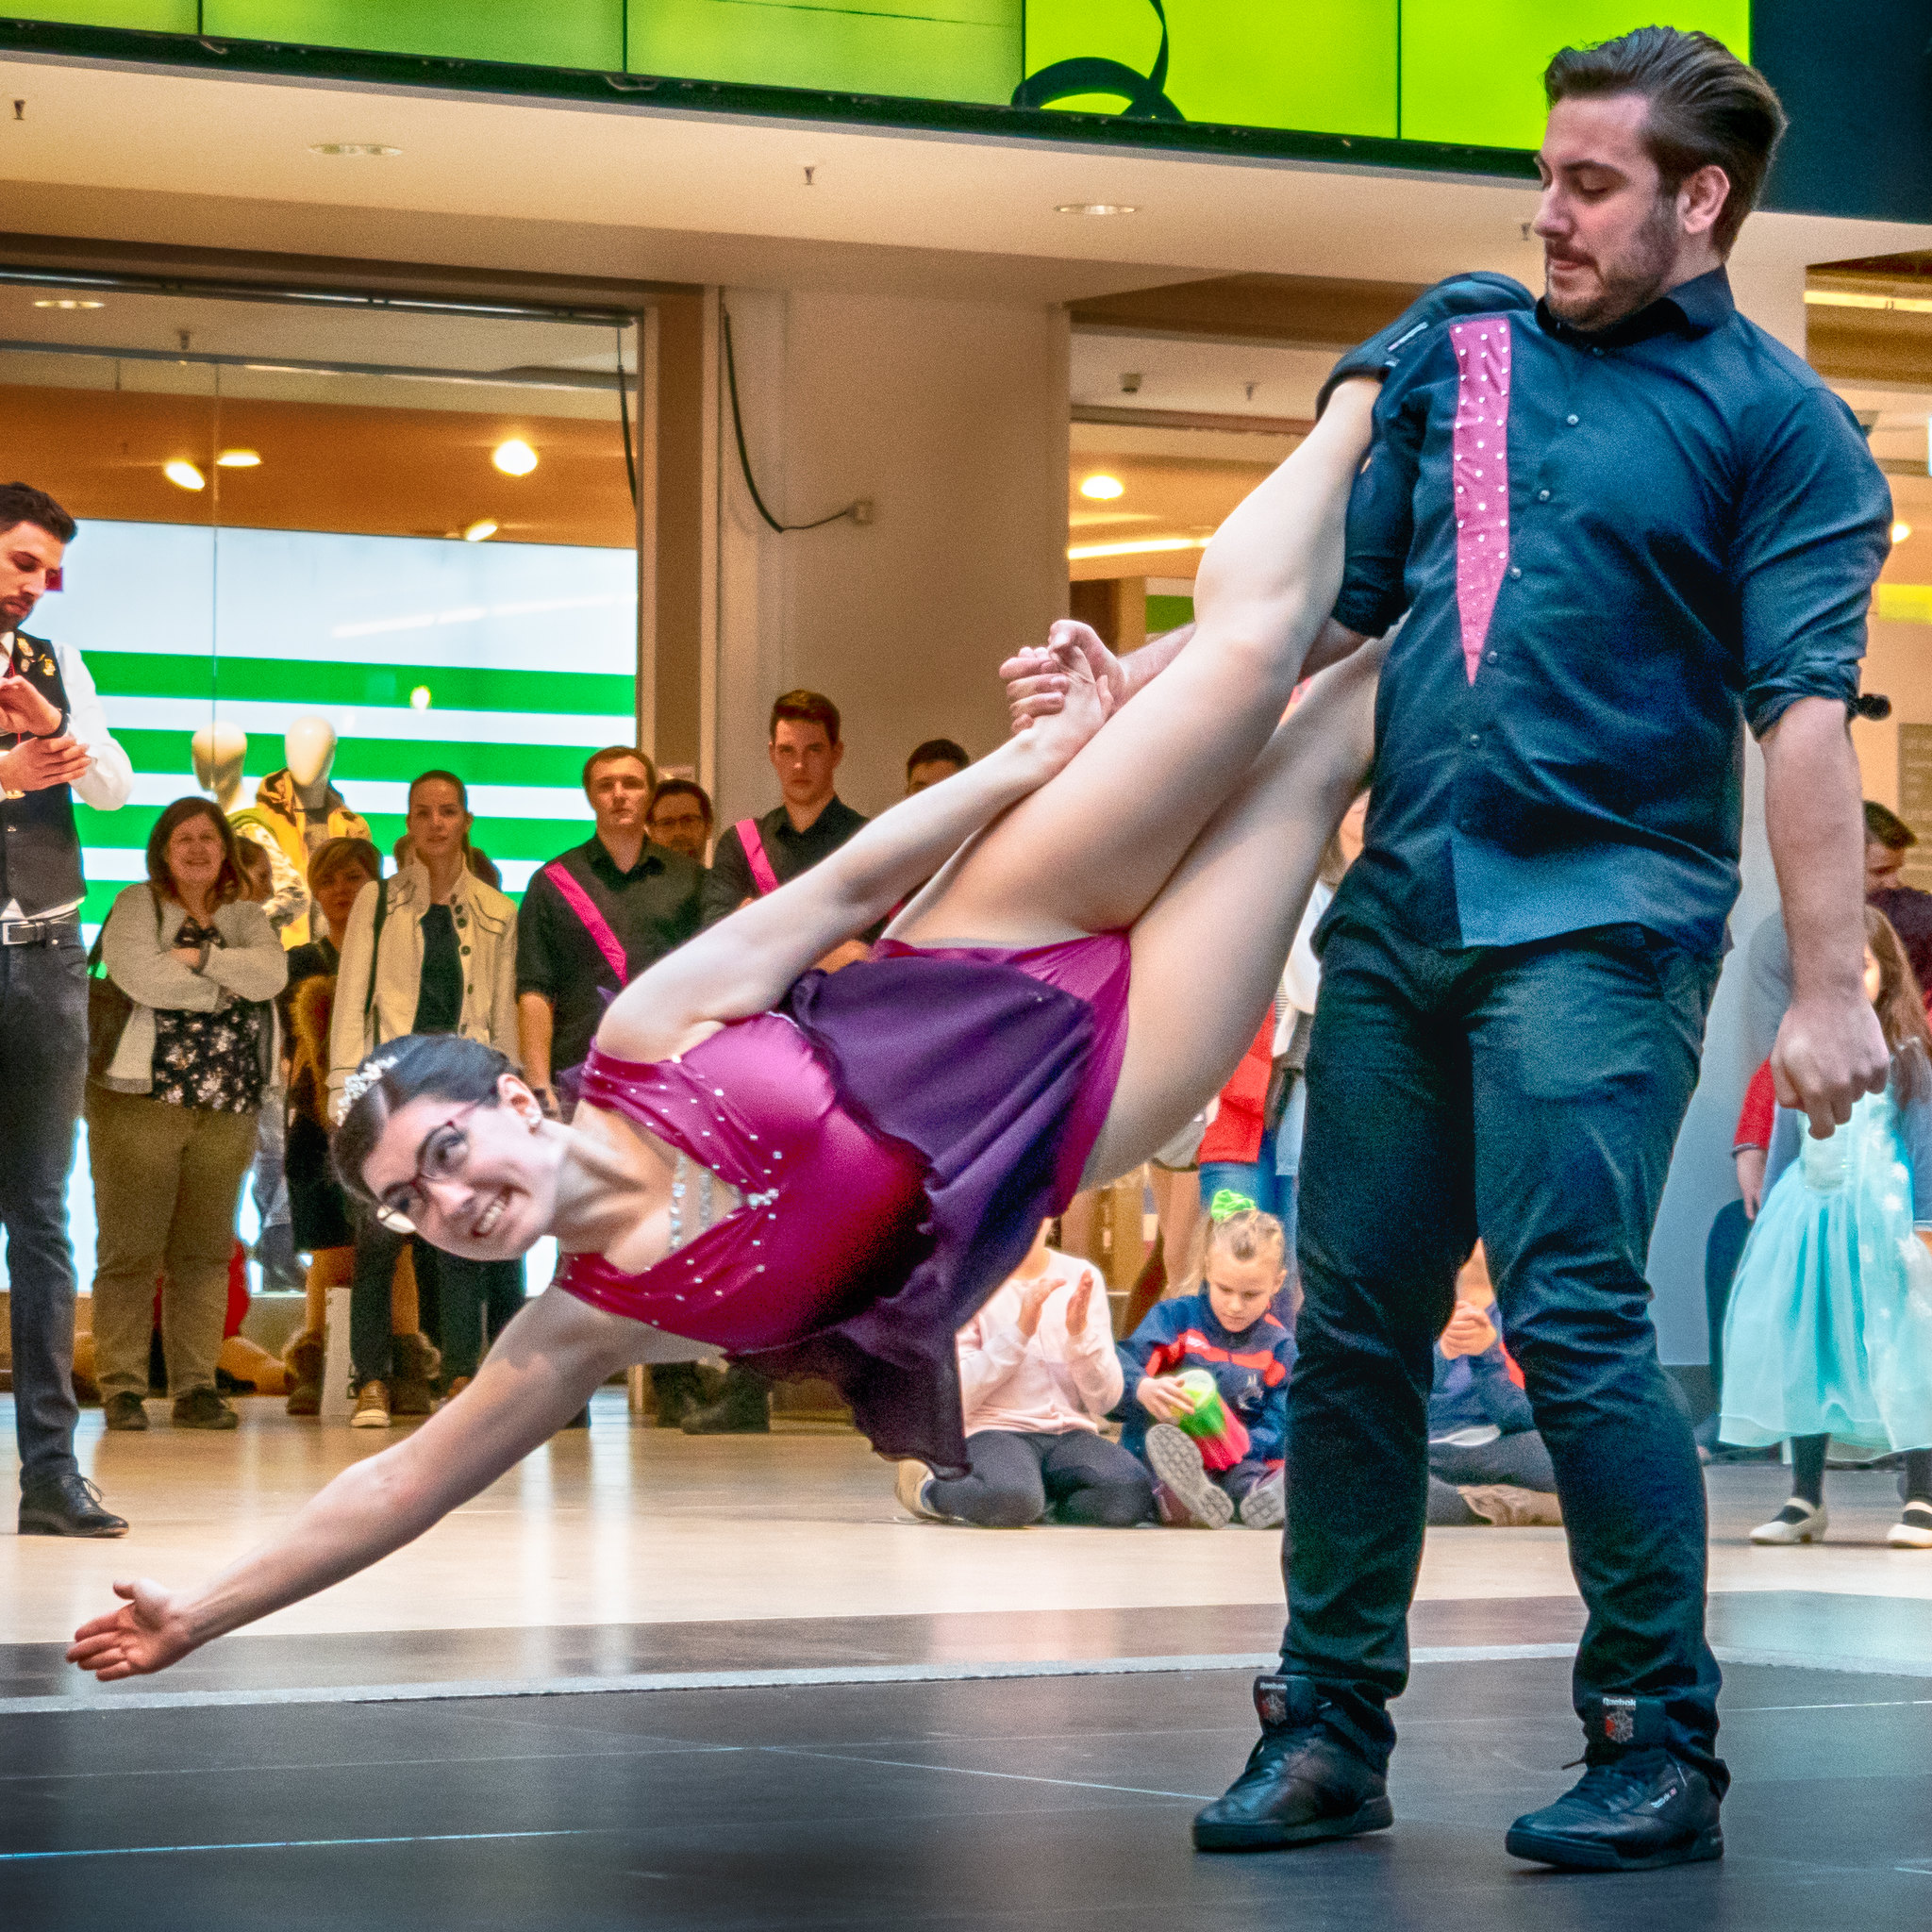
[957,1249,1123,1437]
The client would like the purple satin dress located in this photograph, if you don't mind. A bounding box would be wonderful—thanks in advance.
[554,935,1130,1473]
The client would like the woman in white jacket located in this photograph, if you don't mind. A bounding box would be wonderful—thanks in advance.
[90,798,288,1433]
[327,771,521,1424]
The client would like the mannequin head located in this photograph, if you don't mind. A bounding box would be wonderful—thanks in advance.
[285,716,339,791]
[190,723,247,812]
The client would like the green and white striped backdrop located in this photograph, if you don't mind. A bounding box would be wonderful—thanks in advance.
[58,521,638,925]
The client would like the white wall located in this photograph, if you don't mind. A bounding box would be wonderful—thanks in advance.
[712,287,1068,825]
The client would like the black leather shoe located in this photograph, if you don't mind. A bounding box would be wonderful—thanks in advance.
[1193,1674,1392,1852]
[20,1474,129,1539]
[1316,271,1537,416]
[1507,1699,1723,1872]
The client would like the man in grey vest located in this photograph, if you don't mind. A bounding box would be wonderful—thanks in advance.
[0,482,133,1536]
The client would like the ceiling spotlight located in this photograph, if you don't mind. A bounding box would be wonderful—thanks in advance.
[1057,203,1138,216]
[1079,475,1125,501]
[32,297,103,310]
[1894,520,1913,544]
[163,459,206,491]
[491,439,538,476]
[215,448,261,469]
[462,518,498,542]
[308,142,402,158]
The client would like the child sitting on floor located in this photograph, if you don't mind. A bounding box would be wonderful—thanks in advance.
[1117,1196,1293,1528]
[894,1221,1154,1528]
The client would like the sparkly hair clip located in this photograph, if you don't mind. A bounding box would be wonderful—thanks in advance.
[341,1055,398,1109]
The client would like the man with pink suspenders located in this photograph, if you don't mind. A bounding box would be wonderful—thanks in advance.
[700,690,871,973]
[515,744,703,1123]
[690,689,873,1432]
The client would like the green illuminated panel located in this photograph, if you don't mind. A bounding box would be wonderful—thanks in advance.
[1400,2,1751,149]
[628,0,1022,104]
[202,0,624,69]
[5,2,194,25]
[1023,0,1396,137]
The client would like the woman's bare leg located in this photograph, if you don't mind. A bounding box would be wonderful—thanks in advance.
[1082,639,1384,1185]
[894,381,1378,950]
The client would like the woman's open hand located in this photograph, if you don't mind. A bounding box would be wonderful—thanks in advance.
[68,1578,201,1681]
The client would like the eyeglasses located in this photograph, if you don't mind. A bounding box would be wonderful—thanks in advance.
[373,1103,482,1233]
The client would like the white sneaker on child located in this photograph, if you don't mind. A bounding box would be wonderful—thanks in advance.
[1750,1498,1827,1544]
[1886,1501,1932,1549]
[1146,1424,1235,1528]
[894,1460,945,1523]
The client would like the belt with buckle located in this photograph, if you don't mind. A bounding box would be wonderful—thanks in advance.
[0,916,78,946]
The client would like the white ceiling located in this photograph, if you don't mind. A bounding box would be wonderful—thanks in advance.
[2,52,1929,335]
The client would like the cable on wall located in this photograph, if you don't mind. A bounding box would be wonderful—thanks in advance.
[721,308,868,533]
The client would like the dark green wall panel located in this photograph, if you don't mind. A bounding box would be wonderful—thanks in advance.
[202,1,624,69]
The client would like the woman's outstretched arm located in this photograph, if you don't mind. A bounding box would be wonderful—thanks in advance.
[67,1292,631,1680]
[595,642,1108,1062]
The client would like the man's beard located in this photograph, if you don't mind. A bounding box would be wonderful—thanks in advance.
[1544,192,1681,332]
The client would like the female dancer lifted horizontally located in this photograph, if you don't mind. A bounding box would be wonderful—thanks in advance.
[70,280,1515,1682]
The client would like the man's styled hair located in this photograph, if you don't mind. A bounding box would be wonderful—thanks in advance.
[1866,801,1918,854]
[1543,26,1787,257]
[0,481,75,546]
[581,743,657,797]
[650,776,713,824]
[769,689,841,744]
[906,738,970,778]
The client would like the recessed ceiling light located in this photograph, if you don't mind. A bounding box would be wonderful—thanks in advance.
[308,142,402,158]
[1057,203,1137,216]
[215,448,261,469]
[33,297,103,310]
[1079,475,1125,501]
[491,439,538,477]
[462,518,498,542]
[1894,520,1913,544]
[163,459,206,491]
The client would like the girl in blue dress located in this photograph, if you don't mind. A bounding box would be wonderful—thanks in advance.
[1721,907,1932,1548]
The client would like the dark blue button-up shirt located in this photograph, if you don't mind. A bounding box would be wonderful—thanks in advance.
[1328,267,1891,958]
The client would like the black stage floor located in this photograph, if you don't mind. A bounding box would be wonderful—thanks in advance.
[5,1654,1930,1931]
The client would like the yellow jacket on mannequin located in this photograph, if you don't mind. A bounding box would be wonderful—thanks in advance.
[234,766,370,949]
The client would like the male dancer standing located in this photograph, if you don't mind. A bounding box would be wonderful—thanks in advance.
[1191,27,1891,1872]
[1011,25,1891,1875]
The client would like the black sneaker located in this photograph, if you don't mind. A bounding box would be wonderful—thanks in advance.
[1192,1674,1392,1852]
[1507,1699,1722,1873]
[19,1474,129,1539]
[1316,271,1536,416]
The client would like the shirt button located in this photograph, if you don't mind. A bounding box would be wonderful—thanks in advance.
[1509,566,1522,579]
[1566,414,1579,426]
[1537,489,1551,502]
[1486,650,1499,664]
[1591,346,1605,358]
[1469,733,1481,747]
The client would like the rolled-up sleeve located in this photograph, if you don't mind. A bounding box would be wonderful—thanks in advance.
[1736,388,1891,741]
[60,641,132,811]
[1330,356,1430,641]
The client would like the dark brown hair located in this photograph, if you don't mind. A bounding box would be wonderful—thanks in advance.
[146,796,245,909]
[769,688,841,745]
[1867,906,1932,1098]
[906,738,969,778]
[1543,26,1786,257]
[581,743,657,797]
[333,1033,514,1204]
[1865,801,1917,854]
[650,777,712,824]
[0,480,75,545]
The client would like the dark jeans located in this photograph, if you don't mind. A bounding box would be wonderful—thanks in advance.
[349,1223,523,1387]
[1285,917,1723,1785]
[1704,1196,1751,1403]
[0,935,86,1489]
[927,1428,1155,1527]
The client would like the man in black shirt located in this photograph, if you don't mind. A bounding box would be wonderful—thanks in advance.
[701,691,869,974]
[517,745,703,1117]
[689,691,868,1431]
